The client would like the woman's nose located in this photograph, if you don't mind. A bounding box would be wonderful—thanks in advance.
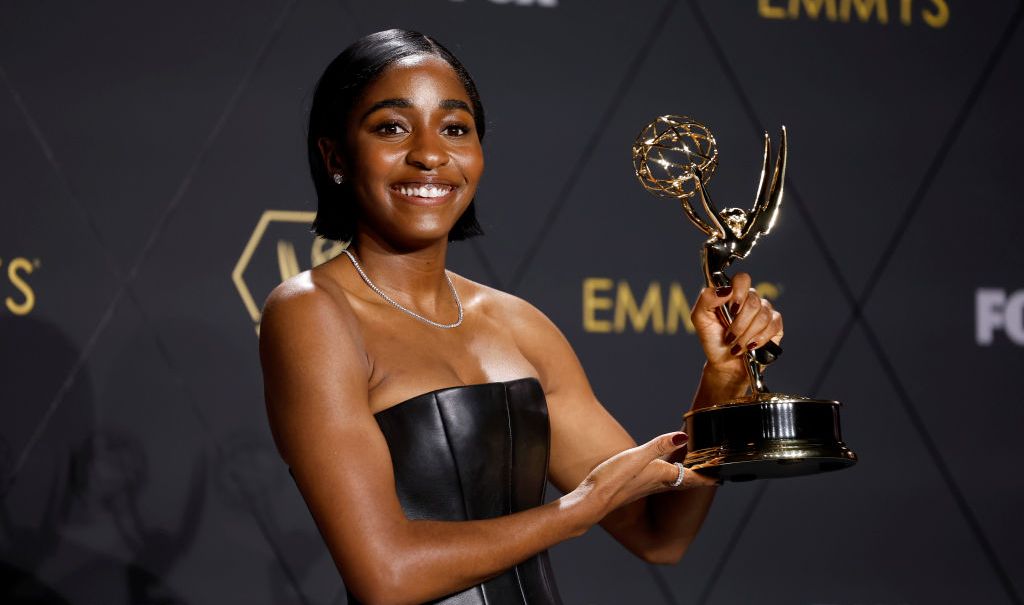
[405,130,449,170]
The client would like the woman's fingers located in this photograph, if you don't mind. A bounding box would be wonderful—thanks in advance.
[751,300,783,348]
[651,459,720,489]
[694,273,753,317]
[653,459,683,486]
[601,432,688,486]
[724,287,761,345]
[581,430,721,517]
[596,432,688,481]
[731,292,770,353]
[680,467,721,488]
[640,433,726,491]
[691,283,731,320]
[728,292,784,355]
[642,431,688,461]
[724,273,752,316]
[720,274,754,332]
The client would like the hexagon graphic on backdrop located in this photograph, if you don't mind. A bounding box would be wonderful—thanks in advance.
[232,210,346,332]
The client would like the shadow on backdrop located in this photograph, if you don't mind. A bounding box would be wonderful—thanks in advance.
[1,316,92,603]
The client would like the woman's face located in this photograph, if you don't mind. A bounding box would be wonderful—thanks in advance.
[340,54,484,249]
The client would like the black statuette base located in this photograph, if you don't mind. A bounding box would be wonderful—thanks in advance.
[683,394,858,482]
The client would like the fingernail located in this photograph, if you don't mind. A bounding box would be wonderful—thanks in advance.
[730,344,742,356]
[715,286,732,297]
[747,341,758,350]
[672,432,688,446]
[729,302,740,315]
[724,332,736,344]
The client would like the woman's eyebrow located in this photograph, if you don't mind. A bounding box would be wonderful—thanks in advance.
[440,99,472,114]
[362,98,473,121]
[361,98,411,121]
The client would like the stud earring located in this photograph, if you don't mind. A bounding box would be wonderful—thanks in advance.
[332,173,344,185]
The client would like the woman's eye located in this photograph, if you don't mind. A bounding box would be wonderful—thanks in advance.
[444,123,470,137]
[375,121,407,136]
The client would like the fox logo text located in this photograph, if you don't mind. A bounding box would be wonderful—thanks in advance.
[976,288,1024,346]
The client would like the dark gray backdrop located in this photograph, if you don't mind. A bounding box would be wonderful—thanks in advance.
[2,1,1023,603]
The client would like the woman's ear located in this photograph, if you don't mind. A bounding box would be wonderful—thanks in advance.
[317,137,345,177]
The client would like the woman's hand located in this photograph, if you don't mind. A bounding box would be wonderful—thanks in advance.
[566,431,719,528]
[690,272,784,381]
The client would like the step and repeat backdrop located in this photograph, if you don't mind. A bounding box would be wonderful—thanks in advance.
[2,1,1023,603]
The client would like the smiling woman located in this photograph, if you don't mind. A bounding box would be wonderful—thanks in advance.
[258,28,784,605]
[306,30,485,245]
[325,52,485,252]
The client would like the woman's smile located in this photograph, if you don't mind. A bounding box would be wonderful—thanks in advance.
[389,179,458,205]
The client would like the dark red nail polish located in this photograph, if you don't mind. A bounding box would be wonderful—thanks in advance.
[672,432,688,446]
[730,344,741,355]
[729,302,740,315]
[724,332,736,344]
[715,286,732,297]
[747,341,758,350]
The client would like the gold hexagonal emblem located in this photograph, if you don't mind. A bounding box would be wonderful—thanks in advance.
[232,210,346,333]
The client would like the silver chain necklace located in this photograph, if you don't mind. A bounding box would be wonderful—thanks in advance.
[341,248,464,329]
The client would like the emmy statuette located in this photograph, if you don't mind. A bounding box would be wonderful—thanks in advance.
[632,116,857,481]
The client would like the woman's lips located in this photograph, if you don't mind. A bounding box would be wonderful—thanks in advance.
[390,182,456,205]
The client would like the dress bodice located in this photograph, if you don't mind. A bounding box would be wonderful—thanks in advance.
[345,377,564,605]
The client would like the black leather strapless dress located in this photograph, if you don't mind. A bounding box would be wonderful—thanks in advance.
[346,377,564,605]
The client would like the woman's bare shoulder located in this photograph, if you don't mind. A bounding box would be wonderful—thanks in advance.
[259,268,371,437]
[259,268,366,361]
[262,267,353,327]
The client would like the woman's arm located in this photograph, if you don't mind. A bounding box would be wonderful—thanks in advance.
[523,272,781,565]
[260,275,687,605]
[637,362,747,563]
[643,272,784,561]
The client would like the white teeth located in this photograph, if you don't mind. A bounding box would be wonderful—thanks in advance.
[396,184,452,198]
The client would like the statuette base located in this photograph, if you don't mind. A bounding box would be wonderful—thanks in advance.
[683,394,857,482]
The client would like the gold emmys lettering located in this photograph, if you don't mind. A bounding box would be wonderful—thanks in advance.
[582,278,779,335]
[0,256,39,316]
[448,0,558,7]
[758,0,949,28]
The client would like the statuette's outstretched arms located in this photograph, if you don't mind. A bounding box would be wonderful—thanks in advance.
[691,165,727,241]
[740,127,787,253]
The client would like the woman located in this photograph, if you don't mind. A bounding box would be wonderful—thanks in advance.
[259,29,783,605]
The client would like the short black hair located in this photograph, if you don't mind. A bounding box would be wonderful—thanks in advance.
[307,29,485,242]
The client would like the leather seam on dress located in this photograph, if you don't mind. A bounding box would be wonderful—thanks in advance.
[504,382,530,605]
[433,391,488,604]
[540,382,551,507]
[503,382,514,517]
[434,391,470,520]
[539,383,556,602]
